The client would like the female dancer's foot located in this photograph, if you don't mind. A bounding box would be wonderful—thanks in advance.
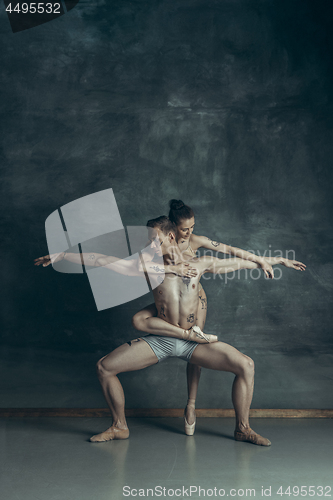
[184,398,196,436]
[184,325,218,343]
[90,425,129,442]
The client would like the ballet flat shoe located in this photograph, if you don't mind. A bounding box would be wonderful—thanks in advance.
[234,428,271,446]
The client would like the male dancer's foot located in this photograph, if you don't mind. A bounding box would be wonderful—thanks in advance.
[90,425,129,442]
[234,426,271,446]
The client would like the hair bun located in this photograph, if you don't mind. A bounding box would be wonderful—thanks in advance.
[169,199,185,210]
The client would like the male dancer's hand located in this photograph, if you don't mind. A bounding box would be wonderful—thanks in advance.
[34,253,65,267]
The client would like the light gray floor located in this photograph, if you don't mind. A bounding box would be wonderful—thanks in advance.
[1,417,332,500]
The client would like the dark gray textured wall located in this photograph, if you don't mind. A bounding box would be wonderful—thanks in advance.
[1,0,332,408]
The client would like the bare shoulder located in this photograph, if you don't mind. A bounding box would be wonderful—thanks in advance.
[191,233,224,250]
[190,233,208,249]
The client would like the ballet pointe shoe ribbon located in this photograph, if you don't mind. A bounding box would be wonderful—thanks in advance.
[184,398,196,436]
[90,426,130,442]
[234,428,271,447]
[183,325,218,343]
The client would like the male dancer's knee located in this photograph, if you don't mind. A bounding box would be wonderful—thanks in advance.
[96,357,117,379]
[238,356,255,379]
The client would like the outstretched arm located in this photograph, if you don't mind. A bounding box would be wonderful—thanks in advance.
[34,252,117,268]
[34,252,142,276]
[36,249,198,278]
[203,255,306,275]
[191,234,277,278]
[259,256,305,270]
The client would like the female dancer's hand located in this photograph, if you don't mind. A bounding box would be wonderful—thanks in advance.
[171,262,198,278]
[34,253,65,267]
[281,258,306,271]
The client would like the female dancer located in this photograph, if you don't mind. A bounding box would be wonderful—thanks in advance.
[132,200,275,434]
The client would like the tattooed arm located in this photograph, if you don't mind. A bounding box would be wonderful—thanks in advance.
[34,252,122,268]
[34,252,143,276]
[138,260,198,278]
[34,252,105,267]
[35,251,197,279]
[201,255,306,276]
[190,234,276,279]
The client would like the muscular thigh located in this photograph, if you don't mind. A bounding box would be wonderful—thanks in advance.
[196,286,207,329]
[132,303,157,327]
[190,341,251,374]
[100,338,158,374]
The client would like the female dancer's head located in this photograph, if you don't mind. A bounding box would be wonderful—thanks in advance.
[168,199,195,241]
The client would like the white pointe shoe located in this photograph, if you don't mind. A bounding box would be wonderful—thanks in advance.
[184,412,196,436]
[189,325,218,343]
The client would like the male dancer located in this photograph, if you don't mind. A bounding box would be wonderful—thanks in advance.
[86,216,306,446]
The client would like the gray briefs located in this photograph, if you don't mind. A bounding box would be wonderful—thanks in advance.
[141,335,199,363]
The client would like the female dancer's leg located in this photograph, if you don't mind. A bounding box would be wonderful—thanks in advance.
[189,341,270,445]
[185,286,207,426]
[132,288,208,430]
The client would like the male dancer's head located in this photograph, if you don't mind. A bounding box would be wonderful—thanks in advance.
[146,216,179,261]
[147,215,176,235]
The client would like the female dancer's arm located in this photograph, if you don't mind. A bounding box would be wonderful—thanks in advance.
[190,234,278,279]
[203,255,306,275]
